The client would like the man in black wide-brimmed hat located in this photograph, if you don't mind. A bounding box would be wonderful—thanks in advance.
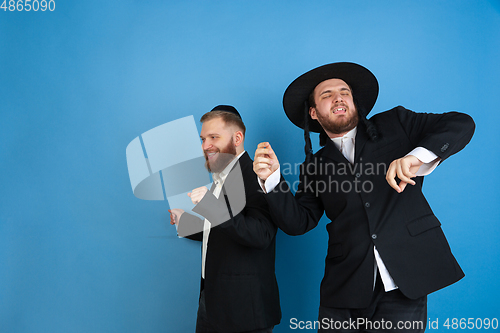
[254,62,475,332]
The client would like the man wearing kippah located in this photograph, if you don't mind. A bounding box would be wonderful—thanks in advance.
[254,63,475,332]
[170,105,281,332]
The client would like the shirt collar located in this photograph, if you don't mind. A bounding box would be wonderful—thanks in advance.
[331,127,357,151]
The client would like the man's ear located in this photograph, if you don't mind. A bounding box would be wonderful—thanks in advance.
[309,107,318,120]
[233,130,244,147]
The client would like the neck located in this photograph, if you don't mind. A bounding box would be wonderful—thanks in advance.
[236,145,244,156]
[327,131,349,139]
[325,127,355,139]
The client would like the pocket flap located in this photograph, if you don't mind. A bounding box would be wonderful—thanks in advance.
[407,214,441,236]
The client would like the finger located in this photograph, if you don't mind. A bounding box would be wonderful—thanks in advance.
[262,144,277,160]
[255,142,268,156]
[254,163,272,171]
[399,181,408,193]
[394,161,408,192]
[254,160,273,169]
[396,160,415,186]
[255,147,271,159]
[254,166,271,180]
[255,167,271,177]
[191,192,204,204]
[401,171,416,186]
[191,189,206,199]
[406,155,422,176]
[168,211,175,225]
[256,143,277,158]
[192,186,208,193]
[400,157,417,177]
[257,172,272,181]
[188,192,198,204]
[388,180,400,192]
[191,186,204,192]
[192,192,201,199]
[385,162,400,192]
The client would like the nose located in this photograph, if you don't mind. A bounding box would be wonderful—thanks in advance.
[202,140,212,151]
[333,92,344,103]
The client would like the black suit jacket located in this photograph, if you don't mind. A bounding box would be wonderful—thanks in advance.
[178,152,281,332]
[265,106,475,309]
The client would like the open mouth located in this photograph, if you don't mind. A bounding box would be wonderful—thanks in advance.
[205,151,218,160]
[332,106,347,114]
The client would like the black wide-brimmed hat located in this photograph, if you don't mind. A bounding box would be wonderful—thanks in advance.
[283,62,379,133]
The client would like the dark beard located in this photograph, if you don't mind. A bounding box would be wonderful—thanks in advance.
[204,138,237,173]
[317,110,359,135]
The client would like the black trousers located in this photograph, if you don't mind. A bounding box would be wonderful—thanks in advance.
[195,290,274,333]
[318,276,427,332]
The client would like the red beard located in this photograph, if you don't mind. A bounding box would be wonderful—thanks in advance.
[204,138,237,173]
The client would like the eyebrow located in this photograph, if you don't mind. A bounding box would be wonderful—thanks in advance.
[200,133,220,139]
[319,87,351,96]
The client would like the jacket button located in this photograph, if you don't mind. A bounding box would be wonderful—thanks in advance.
[371,234,377,239]
[355,173,361,178]
[365,202,370,208]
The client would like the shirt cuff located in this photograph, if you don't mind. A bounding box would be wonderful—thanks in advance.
[257,166,281,193]
[406,147,441,176]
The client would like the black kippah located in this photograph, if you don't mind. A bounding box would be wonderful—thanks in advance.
[210,105,242,120]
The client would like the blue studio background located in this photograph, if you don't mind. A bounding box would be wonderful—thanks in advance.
[1,1,499,332]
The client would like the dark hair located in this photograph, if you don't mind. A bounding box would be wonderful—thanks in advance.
[308,89,317,109]
[354,95,379,143]
[200,111,246,136]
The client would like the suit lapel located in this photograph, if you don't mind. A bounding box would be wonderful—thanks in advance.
[322,138,348,164]
[320,124,370,166]
[222,152,246,190]
[354,123,370,163]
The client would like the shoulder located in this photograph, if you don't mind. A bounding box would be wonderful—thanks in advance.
[236,152,253,174]
[314,146,327,159]
[305,147,330,169]
[369,106,408,121]
[233,152,260,187]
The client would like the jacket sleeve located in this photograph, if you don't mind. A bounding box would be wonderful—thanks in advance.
[395,106,475,161]
[193,156,277,250]
[264,162,325,236]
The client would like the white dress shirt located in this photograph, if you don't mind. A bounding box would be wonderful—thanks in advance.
[201,151,245,278]
[260,127,440,292]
